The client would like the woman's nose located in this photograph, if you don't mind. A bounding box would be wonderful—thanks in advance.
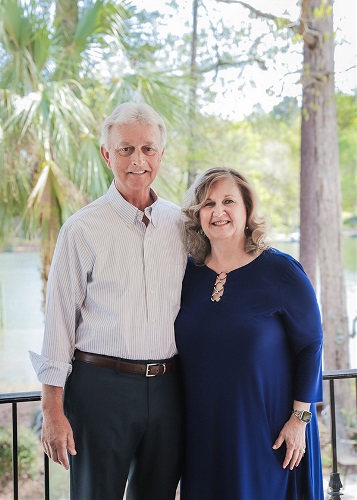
[212,209,226,217]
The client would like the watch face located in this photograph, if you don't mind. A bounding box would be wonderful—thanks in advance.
[301,410,312,423]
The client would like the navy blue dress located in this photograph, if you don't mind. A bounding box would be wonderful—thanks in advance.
[175,249,324,500]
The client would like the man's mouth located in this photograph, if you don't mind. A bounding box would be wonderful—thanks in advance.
[130,170,147,174]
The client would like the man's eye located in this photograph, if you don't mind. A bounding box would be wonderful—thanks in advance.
[118,147,133,156]
[142,147,157,156]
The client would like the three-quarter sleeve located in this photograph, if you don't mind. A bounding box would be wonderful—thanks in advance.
[279,258,323,403]
[29,222,93,386]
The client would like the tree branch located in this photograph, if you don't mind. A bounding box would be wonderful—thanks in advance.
[216,0,320,49]
[200,56,267,74]
[215,0,289,23]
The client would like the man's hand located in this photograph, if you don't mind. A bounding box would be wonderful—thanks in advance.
[41,384,76,470]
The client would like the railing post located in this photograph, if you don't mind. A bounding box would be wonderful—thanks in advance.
[12,402,19,500]
[328,379,343,499]
[44,452,50,500]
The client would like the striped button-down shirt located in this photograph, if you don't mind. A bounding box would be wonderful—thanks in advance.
[29,181,187,387]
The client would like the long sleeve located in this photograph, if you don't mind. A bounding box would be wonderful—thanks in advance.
[279,258,323,403]
[29,222,93,386]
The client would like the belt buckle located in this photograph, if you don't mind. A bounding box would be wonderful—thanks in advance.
[146,363,166,377]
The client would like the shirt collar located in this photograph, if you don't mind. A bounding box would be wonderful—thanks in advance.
[107,181,159,227]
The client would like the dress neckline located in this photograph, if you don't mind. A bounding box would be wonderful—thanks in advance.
[204,250,265,275]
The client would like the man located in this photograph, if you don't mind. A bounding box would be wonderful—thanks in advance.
[30,102,187,499]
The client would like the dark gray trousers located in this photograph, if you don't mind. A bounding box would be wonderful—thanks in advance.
[63,359,184,500]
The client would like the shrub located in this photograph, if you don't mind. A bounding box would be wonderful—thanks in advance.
[0,426,40,486]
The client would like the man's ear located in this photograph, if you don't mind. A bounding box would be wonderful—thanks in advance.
[100,145,111,168]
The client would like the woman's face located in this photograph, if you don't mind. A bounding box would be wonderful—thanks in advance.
[199,177,247,245]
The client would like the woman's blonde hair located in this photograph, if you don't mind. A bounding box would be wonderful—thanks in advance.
[182,167,270,264]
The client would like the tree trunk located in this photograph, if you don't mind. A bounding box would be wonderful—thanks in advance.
[314,2,349,372]
[187,0,199,188]
[54,0,79,80]
[54,0,78,46]
[300,3,318,287]
[300,0,350,408]
[40,170,61,307]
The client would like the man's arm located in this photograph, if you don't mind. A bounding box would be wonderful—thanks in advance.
[41,384,77,470]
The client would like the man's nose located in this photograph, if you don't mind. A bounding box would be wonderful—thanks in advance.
[131,149,146,166]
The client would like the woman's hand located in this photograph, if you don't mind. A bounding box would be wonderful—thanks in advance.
[272,415,307,470]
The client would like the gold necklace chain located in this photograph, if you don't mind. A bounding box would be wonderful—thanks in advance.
[211,271,229,302]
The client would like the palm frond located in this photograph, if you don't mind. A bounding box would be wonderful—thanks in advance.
[20,159,88,239]
[75,135,113,200]
[109,71,188,127]
[0,0,50,91]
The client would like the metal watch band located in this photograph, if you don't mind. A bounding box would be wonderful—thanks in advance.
[292,409,312,423]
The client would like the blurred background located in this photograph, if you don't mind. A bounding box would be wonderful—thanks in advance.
[0,0,355,497]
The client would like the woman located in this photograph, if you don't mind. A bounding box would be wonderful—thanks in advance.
[175,167,324,499]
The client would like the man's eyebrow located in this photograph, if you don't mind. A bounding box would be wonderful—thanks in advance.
[115,141,156,147]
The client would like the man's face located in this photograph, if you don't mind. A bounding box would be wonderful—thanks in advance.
[100,122,164,201]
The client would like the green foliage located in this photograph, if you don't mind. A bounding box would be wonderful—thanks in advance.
[0,0,188,245]
[160,91,353,234]
[0,0,355,272]
[337,92,357,218]
[274,17,292,30]
[0,426,40,486]
[243,98,300,232]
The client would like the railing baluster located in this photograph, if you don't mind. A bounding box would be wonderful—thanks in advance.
[44,452,50,500]
[12,402,19,500]
[330,379,338,472]
[328,379,343,499]
[0,372,356,499]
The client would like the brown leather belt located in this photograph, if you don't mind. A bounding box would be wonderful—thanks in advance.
[74,350,176,377]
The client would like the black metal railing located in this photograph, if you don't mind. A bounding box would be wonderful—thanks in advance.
[0,369,356,500]
[0,391,49,500]
[323,369,357,499]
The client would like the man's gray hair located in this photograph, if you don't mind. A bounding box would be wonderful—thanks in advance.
[100,102,167,150]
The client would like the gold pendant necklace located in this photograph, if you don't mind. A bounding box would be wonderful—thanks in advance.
[211,271,229,302]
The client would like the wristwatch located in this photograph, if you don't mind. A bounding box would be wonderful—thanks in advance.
[292,409,312,424]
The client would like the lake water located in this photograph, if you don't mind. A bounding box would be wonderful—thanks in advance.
[0,241,356,393]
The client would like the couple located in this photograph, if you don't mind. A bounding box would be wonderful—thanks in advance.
[30,102,324,500]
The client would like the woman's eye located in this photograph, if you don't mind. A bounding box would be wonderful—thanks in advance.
[224,199,233,204]
[204,201,214,207]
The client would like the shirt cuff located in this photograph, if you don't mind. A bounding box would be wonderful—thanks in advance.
[29,351,72,387]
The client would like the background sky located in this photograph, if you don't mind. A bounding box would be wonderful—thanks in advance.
[134,0,356,119]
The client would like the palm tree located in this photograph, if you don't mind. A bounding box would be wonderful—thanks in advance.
[0,0,186,300]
